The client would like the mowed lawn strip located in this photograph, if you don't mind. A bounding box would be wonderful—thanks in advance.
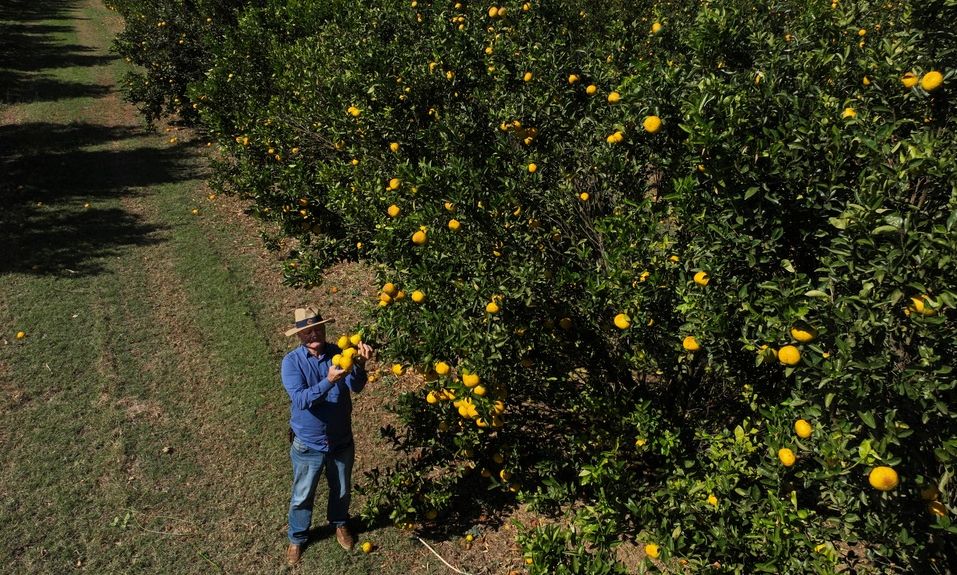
[1,1,444,573]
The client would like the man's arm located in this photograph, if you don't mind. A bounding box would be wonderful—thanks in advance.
[346,342,374,393]
[281,357,335,408]
[345,367,367,394]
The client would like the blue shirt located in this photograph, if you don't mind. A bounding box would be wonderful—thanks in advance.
[281,344,367,452]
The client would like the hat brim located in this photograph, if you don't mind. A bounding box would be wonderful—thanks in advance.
[284,318,335,337]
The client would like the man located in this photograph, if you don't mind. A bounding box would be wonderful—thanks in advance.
[281,306,373,566]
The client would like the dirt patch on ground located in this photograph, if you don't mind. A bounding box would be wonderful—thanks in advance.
[423,504,537,574]
[114,396,165,422]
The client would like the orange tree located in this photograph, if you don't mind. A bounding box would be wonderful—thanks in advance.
[122,0,956,571]
[108,0,253,125]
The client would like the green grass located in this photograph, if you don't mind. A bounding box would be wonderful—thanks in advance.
[0,1,442,573]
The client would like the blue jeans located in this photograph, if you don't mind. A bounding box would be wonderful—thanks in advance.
[287,438,354,545]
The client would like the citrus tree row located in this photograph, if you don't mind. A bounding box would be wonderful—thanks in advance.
[112,0,957,572]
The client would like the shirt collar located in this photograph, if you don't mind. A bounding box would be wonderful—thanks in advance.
[300,344,329,361]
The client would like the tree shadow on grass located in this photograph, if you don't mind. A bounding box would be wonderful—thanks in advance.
[0,0,78,21]
[0,122,203,277]
[0,74,114,106]
[0,0,117,107]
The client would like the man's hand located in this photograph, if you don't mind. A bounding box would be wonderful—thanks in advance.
[354,342,374,368]
[327,364,347,383]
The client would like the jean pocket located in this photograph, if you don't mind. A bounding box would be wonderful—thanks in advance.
[291,438,309,455]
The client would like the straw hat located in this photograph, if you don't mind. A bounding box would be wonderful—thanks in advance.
[284,306,335,337]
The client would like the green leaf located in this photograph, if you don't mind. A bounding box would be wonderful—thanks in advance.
[858,439,872,460]
[859,411,877,429]
[829,217,848,230]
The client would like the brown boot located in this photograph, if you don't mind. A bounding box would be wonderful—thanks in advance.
[286,543,302,566]
[336,525,355,551]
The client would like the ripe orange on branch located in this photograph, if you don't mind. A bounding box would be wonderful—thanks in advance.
[778,448,796,467]
[920,71,943,91]
[682,336,700,351]
[868,466,899,491]
[794,419,813,438]
[777,345,801,366]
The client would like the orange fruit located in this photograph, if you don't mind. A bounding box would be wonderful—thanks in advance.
[412,230,427,245]
[902,72,918,88]
[693,271,709,286]
[778,345,801,366]
[794,419,812,438]
[790,323,817,343]
[606,131,624,144]
[643,115,662,133]
[868,466,899,491]
[614,313,631,329]
[920,71,943,91]
[920,485,940,501]
[682,336,700,351]
[778,448,796,467]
